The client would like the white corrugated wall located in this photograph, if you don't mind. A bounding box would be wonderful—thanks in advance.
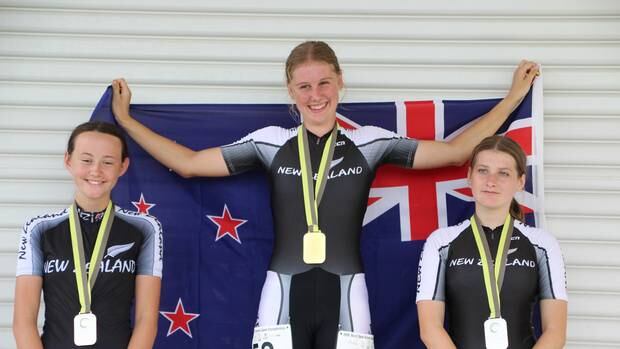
[0,1,618,348]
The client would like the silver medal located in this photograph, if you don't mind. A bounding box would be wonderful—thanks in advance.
[483,317,508,349]
[74,312,97,346]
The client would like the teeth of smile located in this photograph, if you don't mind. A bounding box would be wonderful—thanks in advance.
[309,103,327,110]
[88,180,102,184]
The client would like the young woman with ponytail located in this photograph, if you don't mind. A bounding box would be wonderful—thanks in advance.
[111,40,540,348]
[416,136,567,349]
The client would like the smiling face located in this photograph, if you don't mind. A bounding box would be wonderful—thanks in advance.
[65,131,129,211]
[287,60,343,133]
[468,149,525,213]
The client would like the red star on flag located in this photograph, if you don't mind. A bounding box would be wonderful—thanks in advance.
[207,204,247,244]
[131,193,156,215]
[160,298,200,338]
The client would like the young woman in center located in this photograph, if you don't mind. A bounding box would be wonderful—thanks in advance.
[111,41,538,348]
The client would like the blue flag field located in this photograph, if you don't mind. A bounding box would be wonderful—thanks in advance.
[90,80,544,348]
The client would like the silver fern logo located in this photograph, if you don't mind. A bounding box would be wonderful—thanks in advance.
[330,157,344,169]
[105,242,135,258]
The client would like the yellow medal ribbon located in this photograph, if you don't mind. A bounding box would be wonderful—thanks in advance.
[470,214,514,319]
[69,201,115,314]
[297,124,338,231]
[297,124,338,263]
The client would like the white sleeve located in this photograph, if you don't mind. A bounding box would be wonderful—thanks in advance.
[16,218,45,276]
[517,222,568,301]
[536,230,568,300]
[416,230,447,302]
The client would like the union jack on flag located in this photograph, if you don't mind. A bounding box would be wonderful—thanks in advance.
[344,83,544,243]
[90,77,543,349]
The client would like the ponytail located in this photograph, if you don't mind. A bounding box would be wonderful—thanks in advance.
[509,198,523,221]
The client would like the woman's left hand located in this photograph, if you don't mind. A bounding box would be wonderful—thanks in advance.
[507,60,539,101]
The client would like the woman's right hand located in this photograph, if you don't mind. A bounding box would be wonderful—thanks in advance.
[108,78,231,178]
[112,78,134,126]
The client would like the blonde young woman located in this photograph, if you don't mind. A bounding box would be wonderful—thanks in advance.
[111,41,538,348]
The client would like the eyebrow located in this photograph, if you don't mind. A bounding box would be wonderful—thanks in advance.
[475,164,514,171]
[79,152,118,159]
[294,77,334,87]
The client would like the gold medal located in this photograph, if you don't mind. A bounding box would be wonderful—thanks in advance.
[297,125,338,265]
[303,230,326,264]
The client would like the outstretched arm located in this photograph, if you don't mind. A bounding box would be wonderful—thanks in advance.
[412,60,539,170]
[111,79,230,178]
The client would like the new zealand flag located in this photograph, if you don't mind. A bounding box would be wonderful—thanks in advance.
[90,78,543,349]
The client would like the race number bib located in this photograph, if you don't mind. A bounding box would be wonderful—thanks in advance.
[252,325,292,349]
[336,330,374,349]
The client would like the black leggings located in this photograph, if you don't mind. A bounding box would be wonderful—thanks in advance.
[289,268,341,349]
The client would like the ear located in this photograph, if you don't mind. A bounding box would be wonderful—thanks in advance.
[518,173,526,191]
[287,84,295,100]
[466,166,473,185]
[119,157,130,177]
[64,152,72,171]
[337,73,344,90]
